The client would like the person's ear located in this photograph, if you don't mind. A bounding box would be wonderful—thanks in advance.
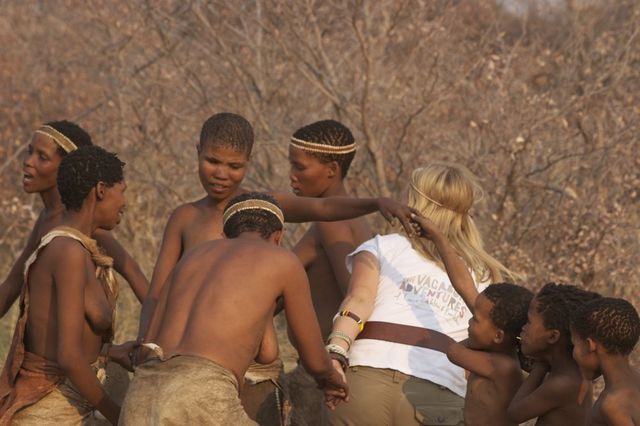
[493,329,505,345]
[327,161,339,178]
[273,229,284,246]
[547,329,561,345]
[95,181,106,201]
[586,337,598,353]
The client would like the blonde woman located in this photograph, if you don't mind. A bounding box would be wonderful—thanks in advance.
[326,162,514,426]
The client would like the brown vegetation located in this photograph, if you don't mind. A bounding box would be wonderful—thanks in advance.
[1,0,638,377]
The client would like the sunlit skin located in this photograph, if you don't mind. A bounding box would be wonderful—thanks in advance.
[570,331,640,426]
[288,146,372,339]
[197,143,249,203]
[0,133,148,319]
[24,176,133,425]
[508,298,592,426]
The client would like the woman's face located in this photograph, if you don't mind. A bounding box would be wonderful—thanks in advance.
[288,146,333,197]
[22,133,64,194]
[96,181,127,230]
[197,143,249,202]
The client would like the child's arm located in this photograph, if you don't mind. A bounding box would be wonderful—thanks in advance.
[507,361,571,423]
[447,341,503,380]
[137,208,185,341]
[410,214,478,312]
[93,229,149,302]
[271,192,414,235]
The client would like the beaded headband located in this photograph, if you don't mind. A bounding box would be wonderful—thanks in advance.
[34,125,78,153]
[223,199,285,226]
[290,136,357,155]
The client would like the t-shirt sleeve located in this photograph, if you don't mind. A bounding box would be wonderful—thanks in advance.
[345,235,382,273]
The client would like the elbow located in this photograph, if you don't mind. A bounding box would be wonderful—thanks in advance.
[506,403,525,423]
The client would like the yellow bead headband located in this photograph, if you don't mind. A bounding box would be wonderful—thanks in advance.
[223,199,285,226]
[290,136,357,155]
[34,125,78,153]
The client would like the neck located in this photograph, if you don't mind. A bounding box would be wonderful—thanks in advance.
[542,342,578,373]
[600,354,634,387]
[235,232,267,241]
[39,186,64,214]
[60,207,97,237]
[320,180,348,198]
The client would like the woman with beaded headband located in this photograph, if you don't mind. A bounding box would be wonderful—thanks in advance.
[0,121,148,319]
[287,119,373,424]
[326,162,516,426]
[0,145,137,424]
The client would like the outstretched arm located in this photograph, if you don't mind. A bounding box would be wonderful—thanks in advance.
[447,340,501,380]
[93,229,149,302]
[54,241,120,424]
[271,192,414,234]
[410,214,478,312]
[137,209,184,341]
[507,361,571,423]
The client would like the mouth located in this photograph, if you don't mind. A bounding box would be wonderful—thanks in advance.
[209,183,228,193]
[23,172,34,184]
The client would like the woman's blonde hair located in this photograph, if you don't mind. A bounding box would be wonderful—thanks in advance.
[407,162,515,283]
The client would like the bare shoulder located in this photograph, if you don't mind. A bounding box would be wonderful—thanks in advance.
[167,200,203,224]
[44,237,90,265]
[600,387,640,424]
[543,370,582,398]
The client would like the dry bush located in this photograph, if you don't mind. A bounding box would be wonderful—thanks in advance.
[1,0,637,374]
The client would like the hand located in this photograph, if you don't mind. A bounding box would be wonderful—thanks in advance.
[108,341,137,371]
[377,198,416,235]
[408,213,443,241]
[322,360,349,410]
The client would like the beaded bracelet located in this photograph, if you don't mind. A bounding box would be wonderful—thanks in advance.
[327,331,353,349]
[332,310,365,332]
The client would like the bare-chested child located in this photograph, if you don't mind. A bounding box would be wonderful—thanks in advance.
[410,214,532,426]
[120,192,348,425]
[508,283,601,425]
[570,297,640,426]
[138,112,410,422]
[287,120,372,424]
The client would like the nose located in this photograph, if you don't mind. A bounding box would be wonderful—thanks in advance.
[23,150,34,168]
[212,165,228,180]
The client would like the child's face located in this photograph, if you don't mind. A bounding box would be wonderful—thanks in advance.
[467,293,501,350]
[288,146,334,198]
[520,298,553,357]
[570,329,602,381]
[197,143,249,201]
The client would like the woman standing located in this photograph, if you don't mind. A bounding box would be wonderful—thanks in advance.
[0,121,147,318]
[326,162,515,426]
[0,146,135,424]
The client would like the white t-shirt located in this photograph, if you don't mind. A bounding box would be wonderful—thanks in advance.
[346,233,487,398]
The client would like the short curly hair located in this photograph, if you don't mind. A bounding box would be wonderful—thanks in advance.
[57,146,125,211]
[199,112,254,155]
[482,283,533,344]
[223,192,283,239]
[535,283,602,350]
[45,120,93,156]
[292,120,356,178]
[571,297,640,355]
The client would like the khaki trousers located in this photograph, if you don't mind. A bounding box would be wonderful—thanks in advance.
[329,366,464,426]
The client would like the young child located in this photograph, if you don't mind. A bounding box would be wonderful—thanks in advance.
[411,213,532,426]
[509,283,601,425]
[570,297,640,426]
[287,120,373,424]
[138,112,411,424]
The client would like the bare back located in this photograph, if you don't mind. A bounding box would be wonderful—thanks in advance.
[145,237,331,384]
[588,369,640,426]
[295,218,371,339]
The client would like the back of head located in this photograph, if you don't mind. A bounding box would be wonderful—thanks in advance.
[408,162,514,283]
[199,112,254,154]
[572,297,640,356]
[45,120,93,155]
[57,146,125,211]
[536,282,602,350]
[291,119,356,178]
[223,192,284,239]
[483,283,534,344]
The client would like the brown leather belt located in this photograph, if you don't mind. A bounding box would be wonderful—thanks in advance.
[356,321,452,353]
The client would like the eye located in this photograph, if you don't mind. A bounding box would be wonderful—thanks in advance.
[230,164,243,170]
[39,153,48,161]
